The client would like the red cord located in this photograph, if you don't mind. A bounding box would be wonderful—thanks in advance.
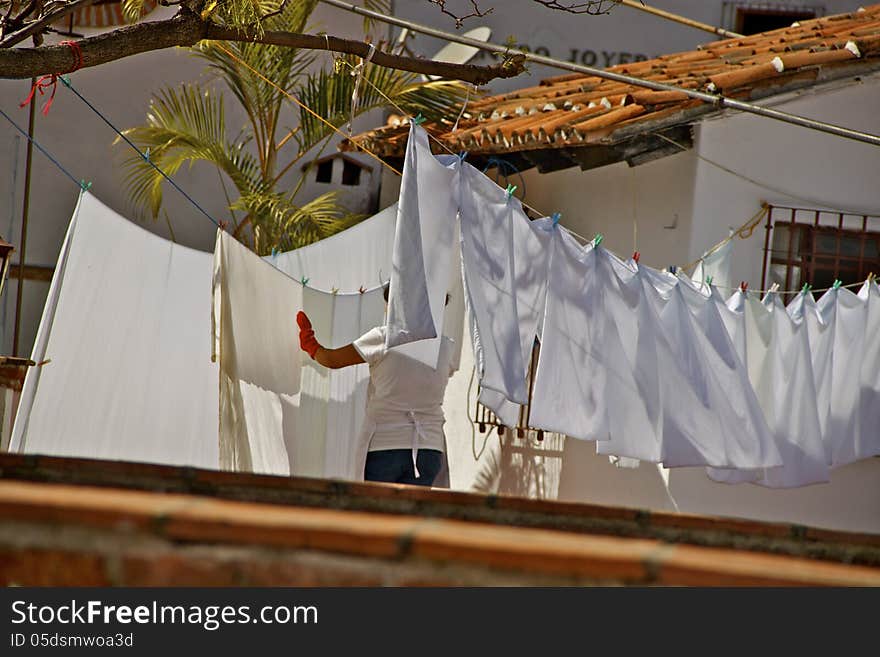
[20,41,84,116]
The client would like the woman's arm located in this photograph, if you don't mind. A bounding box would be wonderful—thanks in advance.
[313,344,365,369]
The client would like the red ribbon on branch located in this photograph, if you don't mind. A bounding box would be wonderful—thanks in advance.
[20,40,84,116]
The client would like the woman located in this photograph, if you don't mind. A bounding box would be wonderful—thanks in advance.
[296,285,455,486]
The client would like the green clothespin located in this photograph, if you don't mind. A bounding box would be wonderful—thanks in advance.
[706,275,713,286]
[801,282,812,295]
[412,113,426,125]
[505,184,517,199]
[79,180,92,191]
[832,279,842,290]
[593,233,604,247]
[300,276,309,286]
[60,75,71,88]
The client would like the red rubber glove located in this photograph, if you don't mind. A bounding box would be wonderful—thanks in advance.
[296,311,321,359]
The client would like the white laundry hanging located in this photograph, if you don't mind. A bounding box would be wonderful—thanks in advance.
[459,162,553,420]
[385,123,461,367]
[690,233,733,291]
[825,281,880,467]
[268,202,397,292]
[212,229,302,475]
[11,192,220,469]
[708,290,828,488]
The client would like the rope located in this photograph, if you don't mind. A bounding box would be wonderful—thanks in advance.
[211,43,402,178]
[60,77,220,228]
[678,205,769,273]
[19,41,84,116]
[0,106,87,191]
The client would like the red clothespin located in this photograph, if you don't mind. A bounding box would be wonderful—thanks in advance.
[358,285,366,294]
[632,251,640,263]
[740,281,749,293]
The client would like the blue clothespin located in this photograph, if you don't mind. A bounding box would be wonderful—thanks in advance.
[412,113,426,125]
[832,279,842,290]
[79,180,92,192]
[593,233,604,247]
[505,184,517,199]
[271,247,278,258]
[668,265,677,275]
[551,212,561,227]
[801,282,812,295]
[458,151,468,162]
[143,147,151,162]
[300,276,309,286]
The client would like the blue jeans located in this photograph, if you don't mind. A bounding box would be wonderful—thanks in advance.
[364,449,443,486]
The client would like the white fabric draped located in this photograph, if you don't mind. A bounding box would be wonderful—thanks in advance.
[212,230,303,475]
[11,192,220,469]
[385,124,461,369]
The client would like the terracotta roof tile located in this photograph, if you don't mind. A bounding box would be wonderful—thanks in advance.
[342,4,880,162]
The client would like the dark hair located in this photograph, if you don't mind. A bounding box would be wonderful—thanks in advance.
[383,283,451,306]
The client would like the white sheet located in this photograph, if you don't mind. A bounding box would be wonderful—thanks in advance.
[11,192,220,469]
[212,229,302,475]
[385,124,461,367]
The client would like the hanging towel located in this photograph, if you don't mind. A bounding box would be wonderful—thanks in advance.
[385,123,461,365]
[212,229,302,475]
[11,192,219,469]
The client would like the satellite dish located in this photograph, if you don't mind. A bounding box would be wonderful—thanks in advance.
[422,26,492,81]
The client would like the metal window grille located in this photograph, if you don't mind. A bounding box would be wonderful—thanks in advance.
[473,339,550,441]
[761,203,880,302]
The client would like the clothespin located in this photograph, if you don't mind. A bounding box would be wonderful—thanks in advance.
[358,285,366,294]
[593,233,604,247]
[218,220,228,231]
[59,75,72,88]
[505,184,517,199]
[458,151,468,162]
[300,276,309,286]
[271,247,278,258]
[668,265,677,275]
[143,147,151,162]
[411,113,426,125]
[801,282,812,295]
[79,180,92,192]
[551,212,562,227]
[331,286,339,295]
[705,275,713,286]
[632,251,640,263]
[740,281,749,293]
[832,279,842,290]
[868,272,876,285]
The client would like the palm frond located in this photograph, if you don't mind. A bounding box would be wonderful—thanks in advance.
[296,54,469,155]
[233,189,362,254]
[119,86,260,220]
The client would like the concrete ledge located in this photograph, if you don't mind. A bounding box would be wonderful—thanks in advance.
[0,453,878,567]
[0,478,879,586]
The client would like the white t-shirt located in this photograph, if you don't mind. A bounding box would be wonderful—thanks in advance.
[353,325,454,452]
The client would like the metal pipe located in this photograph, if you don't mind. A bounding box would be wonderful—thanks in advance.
[13,81,35,357]
[618,0,743,40]
[320,0,880,148]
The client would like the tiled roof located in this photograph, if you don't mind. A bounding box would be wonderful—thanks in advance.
[342,5,880,170]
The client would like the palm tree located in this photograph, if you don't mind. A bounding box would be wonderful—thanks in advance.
[118,0,468,254]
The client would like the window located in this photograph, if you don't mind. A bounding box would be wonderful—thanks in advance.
[341,159,362,186]
[762,204,880,301]
[315,160,334,184]
[722,2,824,35]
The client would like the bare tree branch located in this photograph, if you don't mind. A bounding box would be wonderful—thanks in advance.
[0,8,527,84]
[427,0,492,29]
[0,0,98,48]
